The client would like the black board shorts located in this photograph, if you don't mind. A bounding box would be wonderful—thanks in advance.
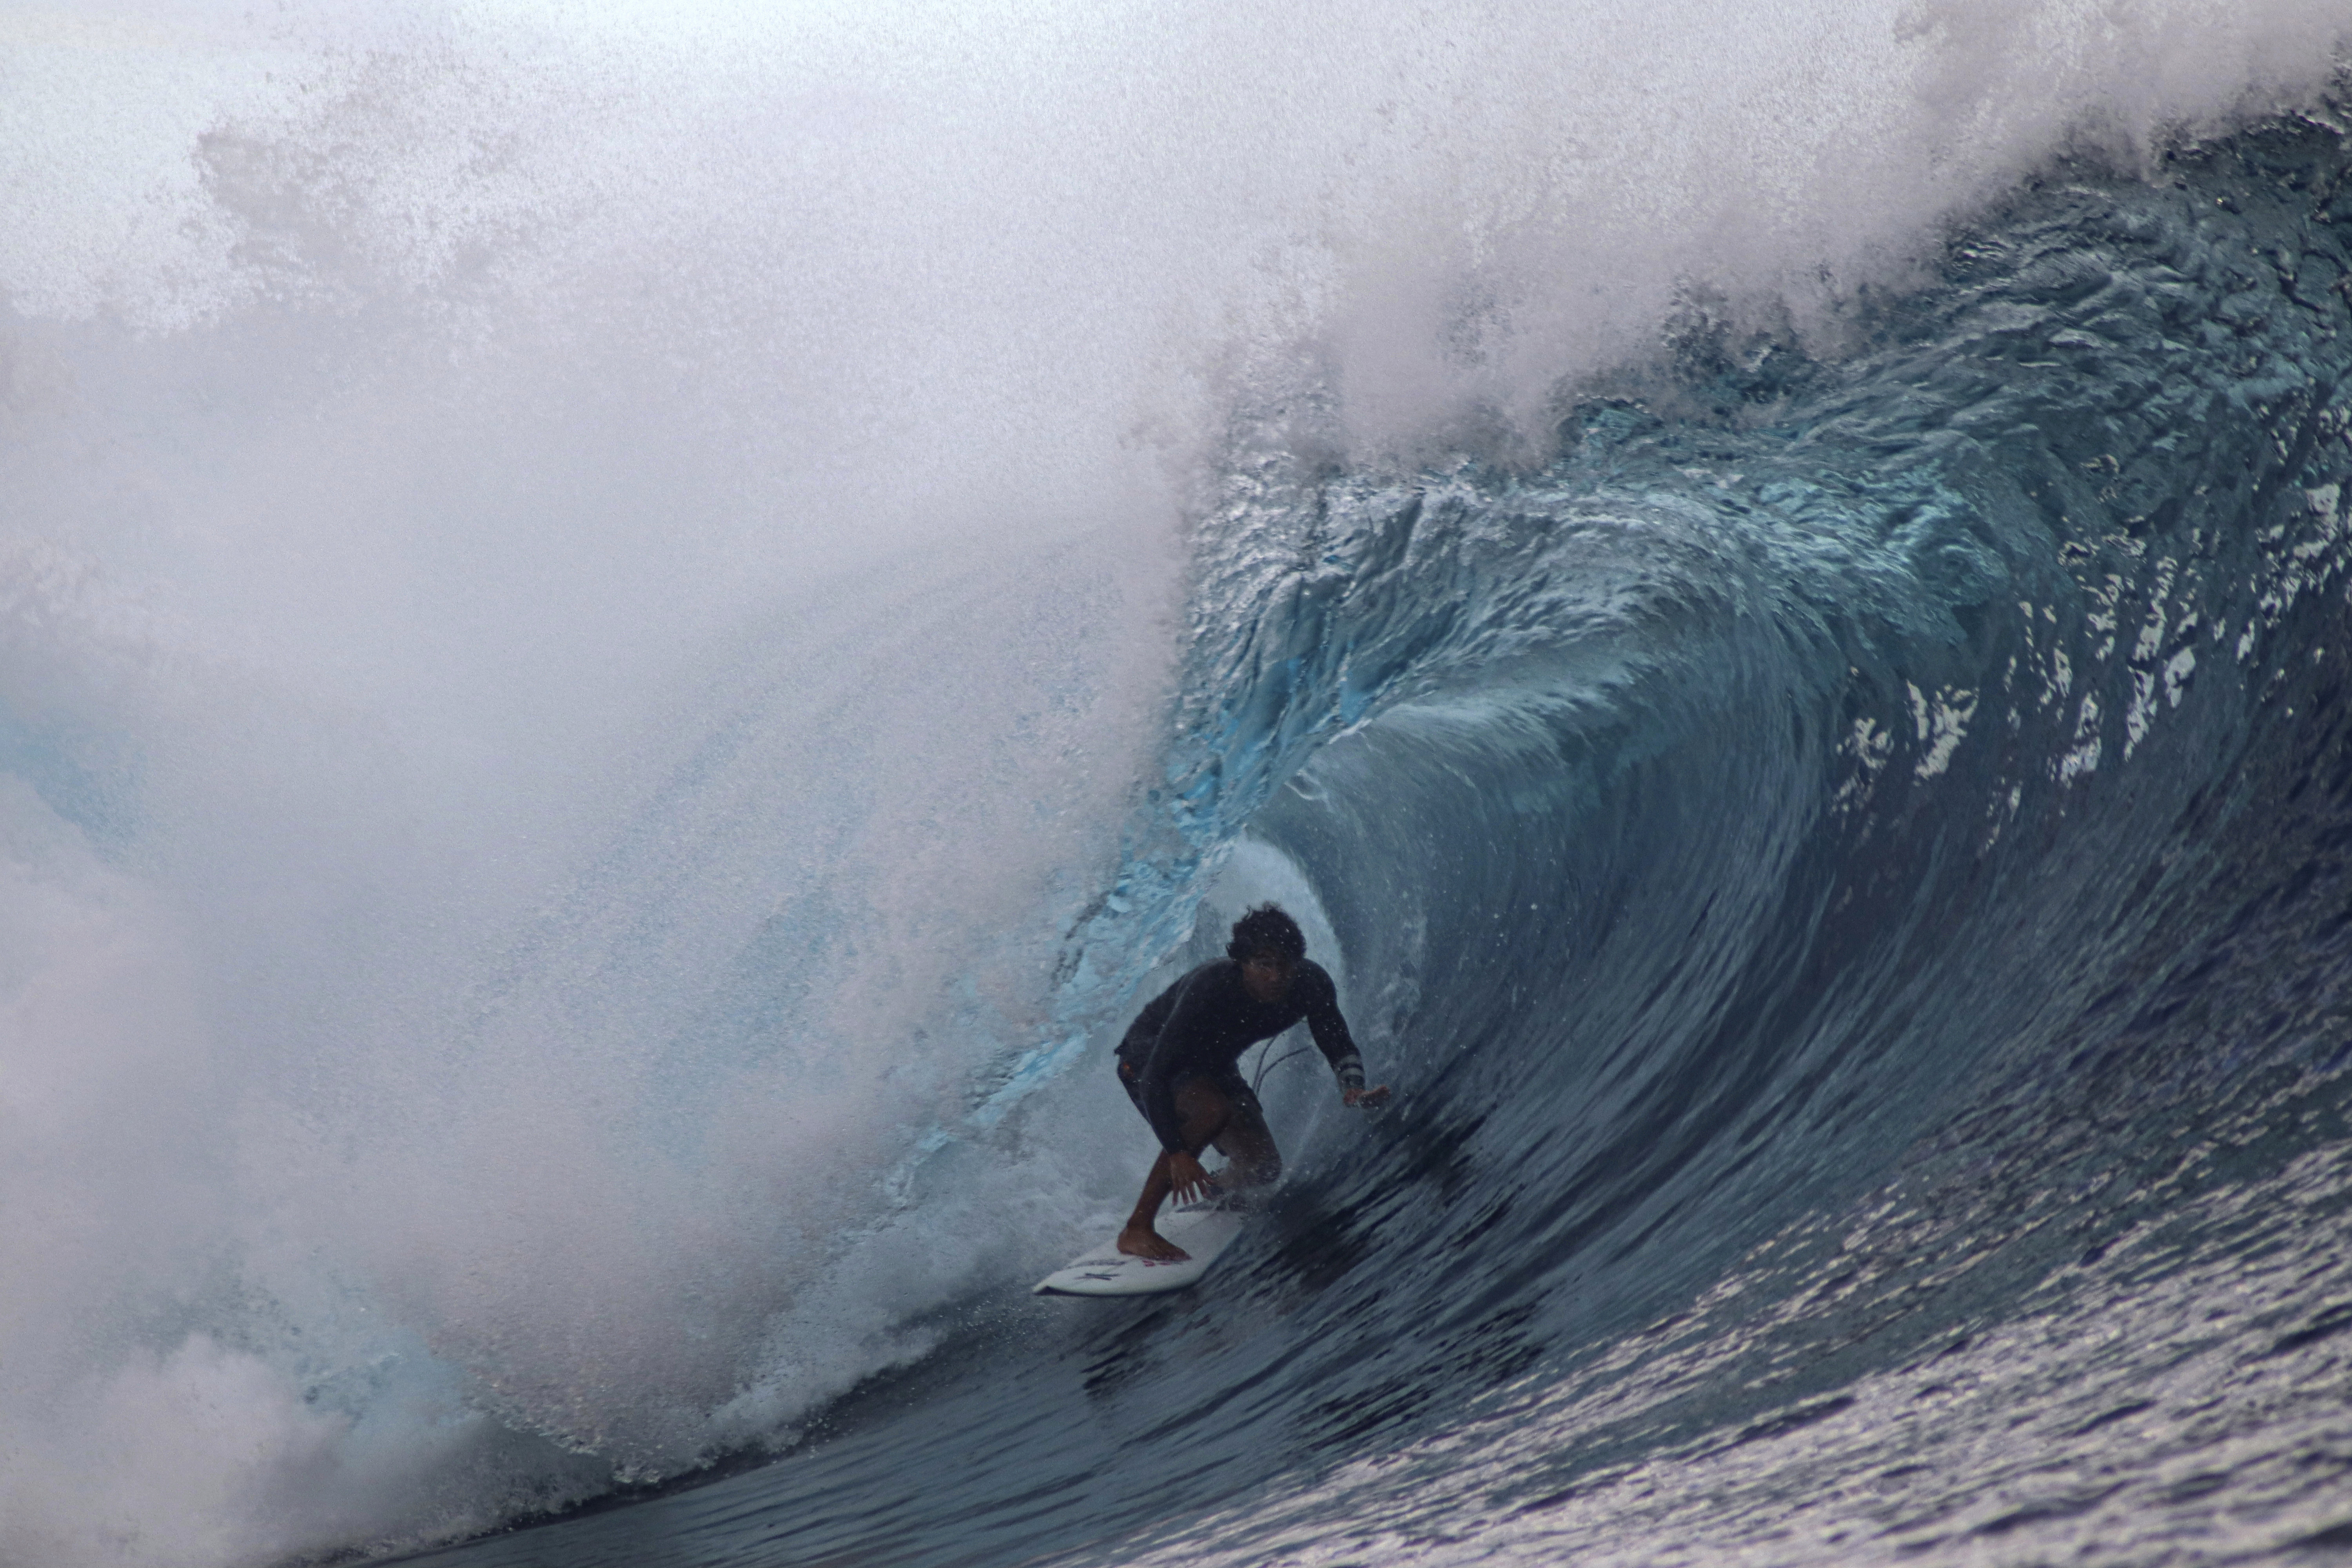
[1116,1056,1265,1147]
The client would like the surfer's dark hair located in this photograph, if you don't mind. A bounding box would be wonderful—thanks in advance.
[1227,904,1306,964]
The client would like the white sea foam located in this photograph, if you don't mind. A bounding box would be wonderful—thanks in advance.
[2,3,2346,1562]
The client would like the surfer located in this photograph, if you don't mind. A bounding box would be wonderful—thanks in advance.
[1114,904,1390,1261]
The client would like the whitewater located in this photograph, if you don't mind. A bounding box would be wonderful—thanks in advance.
[7,4,2352,1566]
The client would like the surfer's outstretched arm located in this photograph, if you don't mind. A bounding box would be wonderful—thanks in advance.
[1299,964,1391,1107]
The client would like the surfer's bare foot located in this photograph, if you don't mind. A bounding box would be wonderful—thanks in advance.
[1118,1224,1190,1262]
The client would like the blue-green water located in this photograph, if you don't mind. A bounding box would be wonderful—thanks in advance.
[396,104,2352,1568]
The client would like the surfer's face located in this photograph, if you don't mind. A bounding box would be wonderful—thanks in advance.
[1240,953,1298,1003]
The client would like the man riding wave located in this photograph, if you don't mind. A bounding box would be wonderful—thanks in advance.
[1114,904,1390,1261]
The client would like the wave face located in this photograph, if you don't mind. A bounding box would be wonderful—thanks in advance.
[9,11,2352,1568]
[392,103,2352,1568]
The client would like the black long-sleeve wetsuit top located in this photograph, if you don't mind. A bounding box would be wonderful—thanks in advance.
[1115,958,1365,1153]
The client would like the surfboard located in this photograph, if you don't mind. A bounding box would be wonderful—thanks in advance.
[1032,1202,1247,1297]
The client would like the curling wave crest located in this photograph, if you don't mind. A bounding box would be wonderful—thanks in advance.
[417,94,2352,1568]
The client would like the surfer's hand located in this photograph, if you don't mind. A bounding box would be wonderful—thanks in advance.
[1344,1085,1392,1109]
[1168,1150,1214,1204]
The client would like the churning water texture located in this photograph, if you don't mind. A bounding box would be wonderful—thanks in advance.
[392,99,2352,1568]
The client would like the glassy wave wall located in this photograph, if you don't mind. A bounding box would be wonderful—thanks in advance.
[403,95,2352,1568]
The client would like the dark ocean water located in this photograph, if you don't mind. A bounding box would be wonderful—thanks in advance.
[397,102,2352,1568]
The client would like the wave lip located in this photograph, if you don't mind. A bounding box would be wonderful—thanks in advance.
[1098,101,2352,1564]
[6,1,2352,1555]
[367,95,2352,1568]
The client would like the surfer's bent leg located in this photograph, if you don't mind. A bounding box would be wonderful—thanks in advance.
[1207,1071,1280,1191]
[1116,1071,1234,1260]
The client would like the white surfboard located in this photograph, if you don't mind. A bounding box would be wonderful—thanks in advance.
[1033,1202,1247,1297]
